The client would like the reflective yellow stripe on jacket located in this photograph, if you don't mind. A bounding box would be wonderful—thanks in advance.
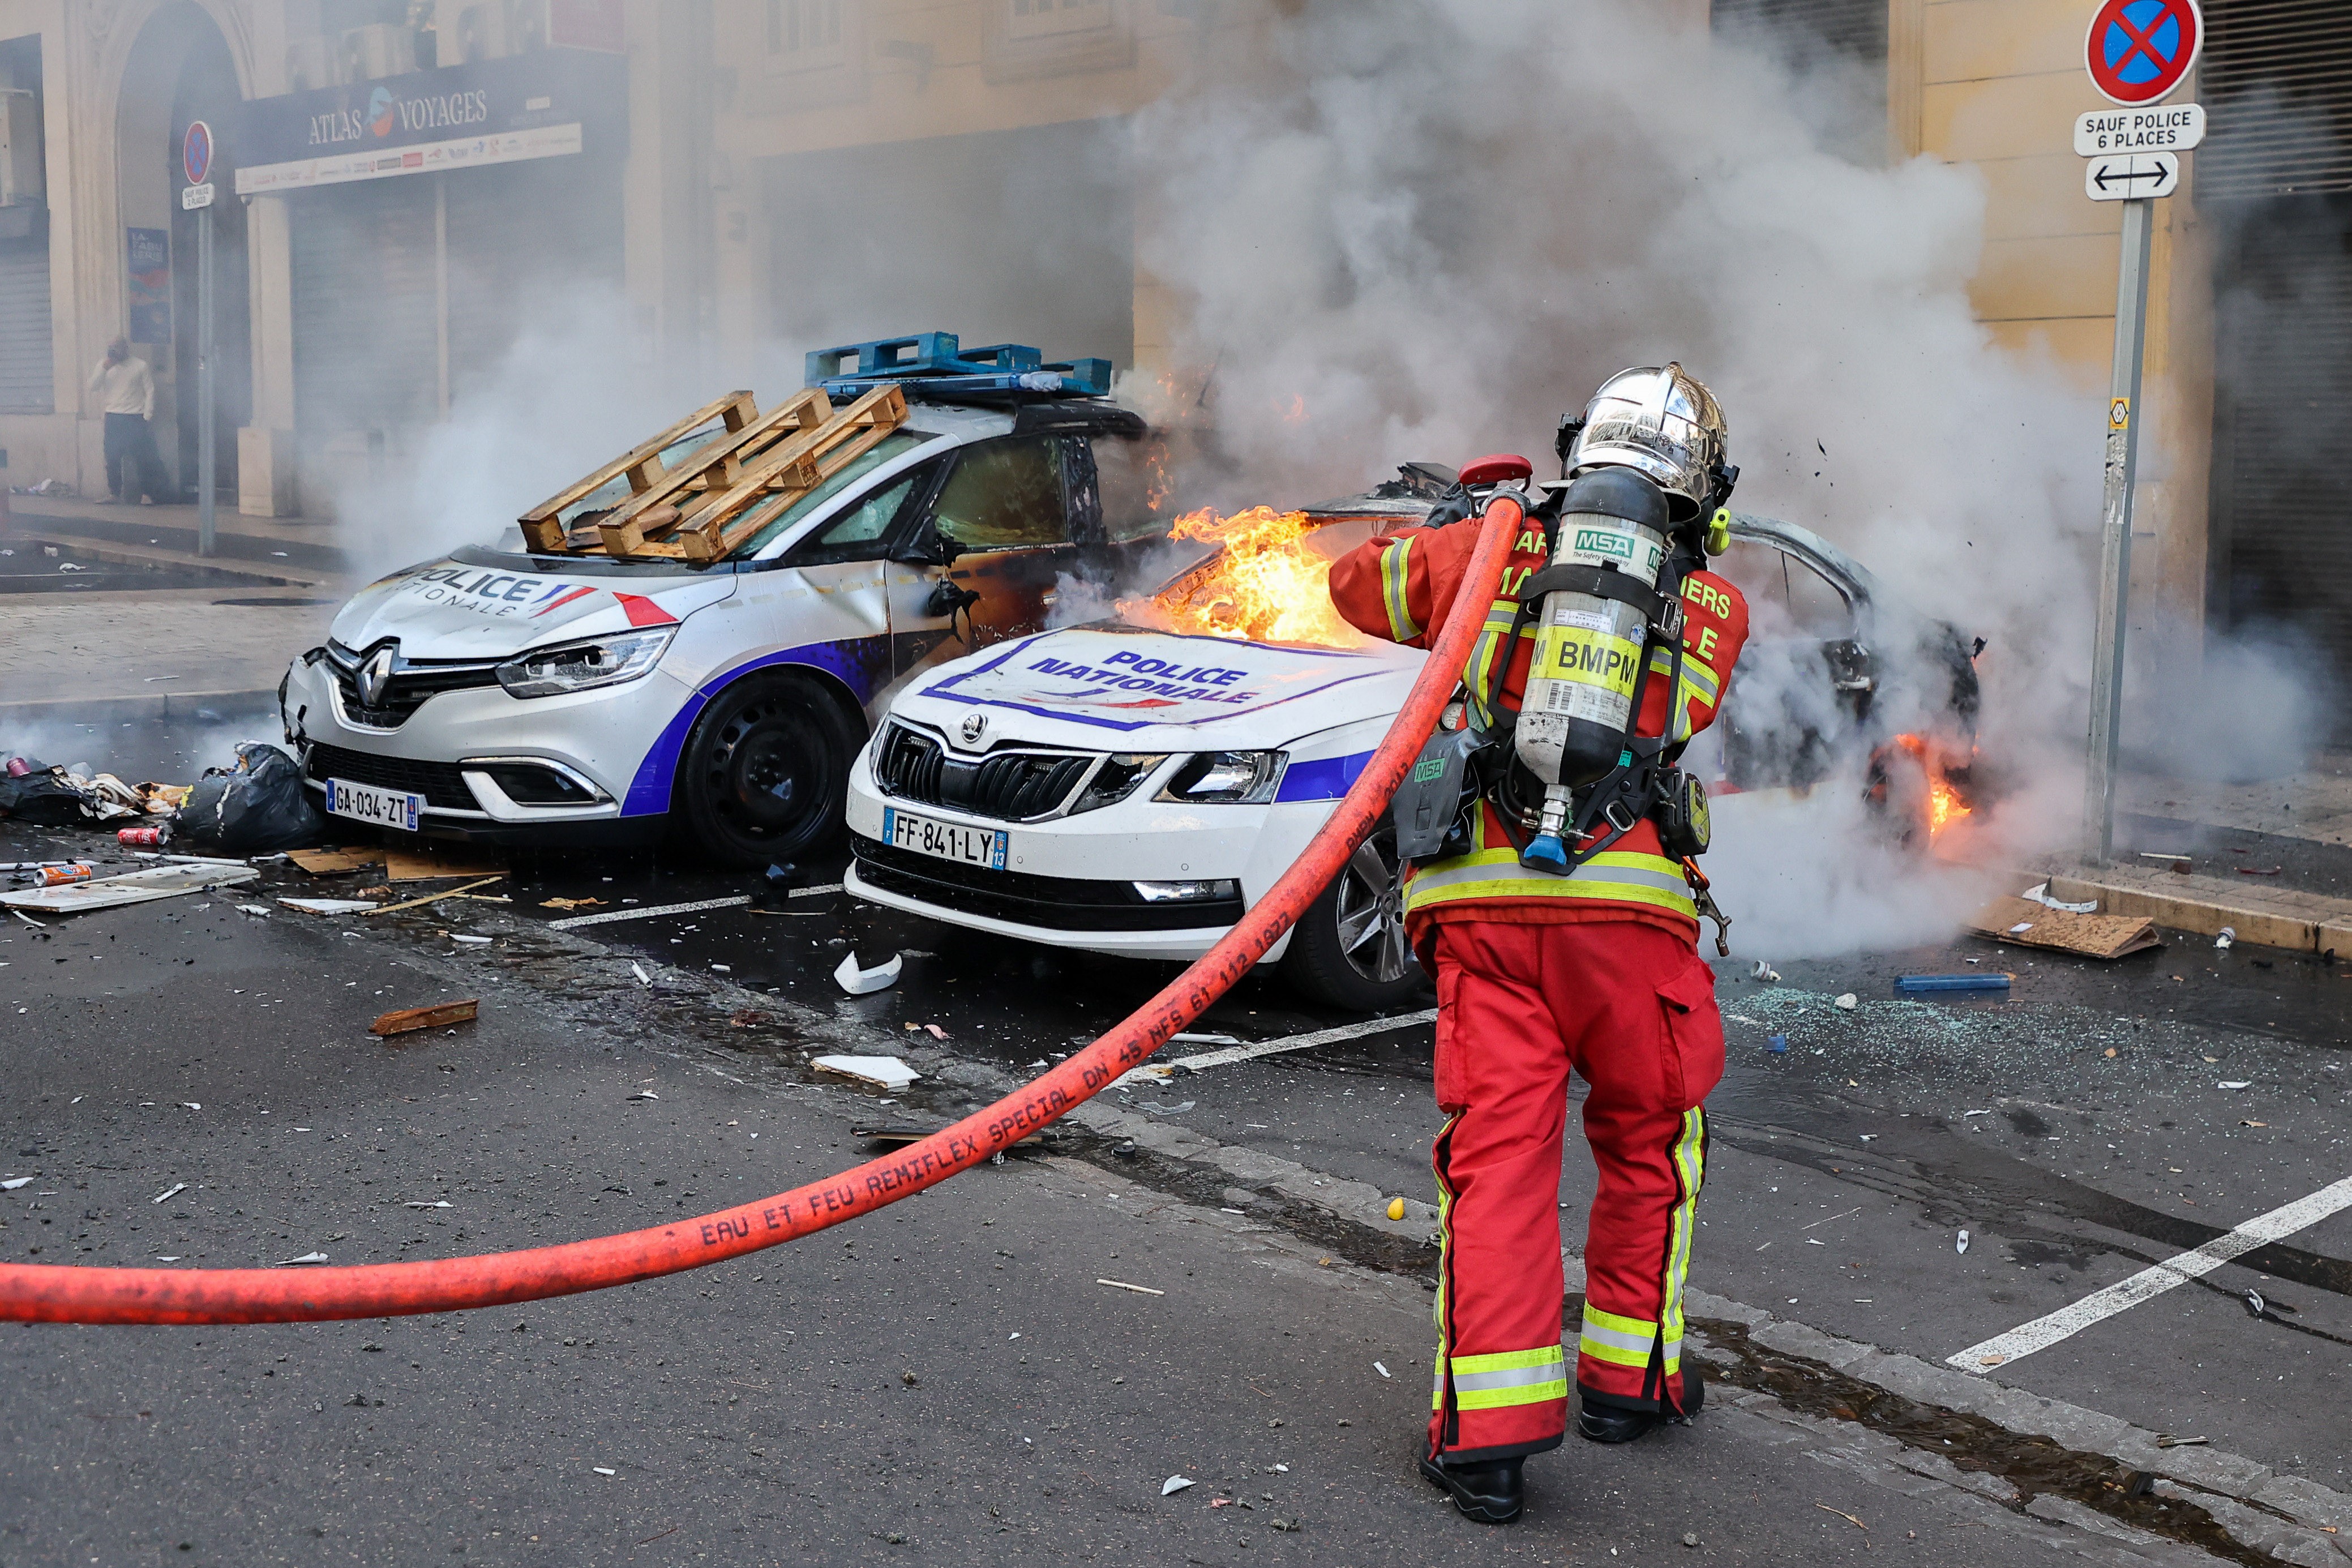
[1404,819,1696,921]
[1378,537,1421,642]
[1645,646,1721,744]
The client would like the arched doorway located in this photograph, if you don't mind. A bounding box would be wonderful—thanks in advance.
[115,2,250,504]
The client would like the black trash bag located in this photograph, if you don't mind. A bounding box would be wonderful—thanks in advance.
[0,768,100,827]
[178,743,326,854]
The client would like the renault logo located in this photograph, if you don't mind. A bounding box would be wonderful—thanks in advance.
[357,645,399,709]
[959,712,987,744]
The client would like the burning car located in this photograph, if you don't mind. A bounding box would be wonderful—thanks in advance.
[276,335,1163,866]
[843,470,1987,1008]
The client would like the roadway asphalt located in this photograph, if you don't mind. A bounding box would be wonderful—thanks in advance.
[1,815,2346,1566]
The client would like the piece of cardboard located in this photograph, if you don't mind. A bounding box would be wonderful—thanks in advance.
[369,999,480,1037]
[288,846,384,875]
[1965,896,2161,960]
[1,862,258,913]
[383,843,506,882]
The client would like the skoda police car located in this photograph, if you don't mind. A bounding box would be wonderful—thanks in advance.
[843,468,1985,1010]
[278,336,1159,867]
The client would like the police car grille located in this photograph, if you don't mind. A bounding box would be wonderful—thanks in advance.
[302,744,478,810]
[875,727,1095,822]
[327,658,500,729]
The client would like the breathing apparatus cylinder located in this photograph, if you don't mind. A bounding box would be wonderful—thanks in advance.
[1512,466,1677,869]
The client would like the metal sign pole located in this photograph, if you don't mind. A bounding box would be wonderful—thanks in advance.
[2081,195,2154,866]
[196,202,215,558]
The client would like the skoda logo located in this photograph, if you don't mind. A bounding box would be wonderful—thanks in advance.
[357,644,399,709]
[959,712,987,745]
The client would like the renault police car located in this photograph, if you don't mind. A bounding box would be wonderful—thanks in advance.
[842,469,1985,1010]
[278,336,1160,866]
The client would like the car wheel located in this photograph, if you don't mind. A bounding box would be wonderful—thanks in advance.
[1281,828,1426,1012]
[674,673,860,869]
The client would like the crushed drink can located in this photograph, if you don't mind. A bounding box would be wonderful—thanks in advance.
[3,757,29,778]
[117,824,171,847]
[24,863,93,886]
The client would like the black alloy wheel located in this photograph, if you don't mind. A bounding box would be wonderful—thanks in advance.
[1280,827,1426,1012]
[674,673,861,868]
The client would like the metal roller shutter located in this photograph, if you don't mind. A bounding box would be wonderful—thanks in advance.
[2200,0,2352,200]
[2208,202,2352,678]
[0,229,51,413]
[442,156,623,405]
[1710,0,1888,67]
[289,178,439,440]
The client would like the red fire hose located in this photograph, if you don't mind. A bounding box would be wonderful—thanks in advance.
[0,496,1523,1327]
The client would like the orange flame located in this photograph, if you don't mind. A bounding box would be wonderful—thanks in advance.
[1893,733,1973,840]
[1124,507,1365,648]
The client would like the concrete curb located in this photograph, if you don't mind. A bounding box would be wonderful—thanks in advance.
[0,688,279,726]
[2045,865,2352,957]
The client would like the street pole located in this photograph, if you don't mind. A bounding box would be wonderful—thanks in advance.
[196,202,216,558]
[2080,195,2154,866]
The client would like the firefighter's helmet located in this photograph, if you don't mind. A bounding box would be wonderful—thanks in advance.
[1562,363,1728,522]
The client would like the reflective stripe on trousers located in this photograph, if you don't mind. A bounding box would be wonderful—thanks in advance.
[1574,1107,1706,1394]
[1433,1343,1569,1412]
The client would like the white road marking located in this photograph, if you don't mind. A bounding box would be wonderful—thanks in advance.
[1116,1009,1438,1086]
[1946,1173,2352,1372]
[545,885,842,931]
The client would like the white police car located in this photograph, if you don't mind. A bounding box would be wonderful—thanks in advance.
[278,336,1159,866]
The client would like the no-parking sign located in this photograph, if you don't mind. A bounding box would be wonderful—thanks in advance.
[182,120,212,186]
[2085,0,2202,106]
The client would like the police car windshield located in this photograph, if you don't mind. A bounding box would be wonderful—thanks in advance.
[726,431,933,558]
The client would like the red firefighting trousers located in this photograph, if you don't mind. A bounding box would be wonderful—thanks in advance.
[1425,919,1724,1463]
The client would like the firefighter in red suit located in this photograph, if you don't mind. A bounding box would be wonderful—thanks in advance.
[1328,365,1750,1524]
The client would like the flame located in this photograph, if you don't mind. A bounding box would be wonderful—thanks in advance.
[1125,506,1366,648]
[1892,733,1973,840]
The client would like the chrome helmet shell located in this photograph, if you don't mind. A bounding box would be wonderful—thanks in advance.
[1566,363,1728,522]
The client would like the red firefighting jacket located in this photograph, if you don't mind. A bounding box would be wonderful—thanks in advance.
[1329,509,1749,942]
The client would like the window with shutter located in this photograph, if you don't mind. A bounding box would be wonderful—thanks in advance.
[2199,0,2352,201]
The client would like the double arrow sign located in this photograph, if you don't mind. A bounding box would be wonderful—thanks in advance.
[2077,105,2203,203]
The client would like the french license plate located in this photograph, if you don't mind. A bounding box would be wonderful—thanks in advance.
[325,777,423,833]
[882,806,1006,869]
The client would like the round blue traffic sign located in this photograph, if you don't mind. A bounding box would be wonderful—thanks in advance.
[2085,0,2201,107]
[183,120,212,186]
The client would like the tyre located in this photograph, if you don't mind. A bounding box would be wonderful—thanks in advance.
[672,672,861,869]
[1280,828,1426,1012]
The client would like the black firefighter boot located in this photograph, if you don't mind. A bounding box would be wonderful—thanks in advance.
[1418,1453,1525,1523]
[1576,1366,1705,1445]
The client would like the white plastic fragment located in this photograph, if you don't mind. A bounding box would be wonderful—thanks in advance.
[2022,882,2099,914]
[1833,993,1857,1011]
[1162,1475,1194,1497]
[179,1102,201,1111]
[2217,1080,2252,1090]
[1,1176,31,1190]
[404,1200,453,1209]
[630,962,650,986]
[274,1252,329,1266]
[450,933,492,946]
[1373,1361,1391,1379]
[1750,961,1780,983]
[811,1055,919,1091]
[711,963,731,973]
[592,1467,616,1477]
[236,904,271,917]
[627,1090,660,1102]
[151,1183,187,1204]
[833,950,902,995]
[2214,927,2235,950]
[277,898,378,914]
[1956,1229,1970,1254]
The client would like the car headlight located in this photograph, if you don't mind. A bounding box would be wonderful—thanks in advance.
[1068,753,1171,816]
[1155,751,1285,804]
[495,628,675,700]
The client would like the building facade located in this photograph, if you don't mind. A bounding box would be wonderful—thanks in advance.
[0,0,2339,676]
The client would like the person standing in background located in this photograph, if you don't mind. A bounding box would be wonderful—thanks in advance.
[89,337,160,505]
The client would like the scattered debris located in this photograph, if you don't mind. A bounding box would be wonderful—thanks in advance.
[449,933,493,946]
[1965,896,2160,959]
[1833,993,1858,1011]
[538,896,605,911]
[2021,882,2099,914]
[1136,1100,1196,1117]
[152,1183,187,1204]
[236,903,272,917]
[1750,961,1780,983]
[1162,1476,1195,1497]
[833,950,902,995]
[1386,1197,1406,1221]
[2244,1289,2267,1318]
[383,843,505,882]
[1814,1503,1867,1531]
[1956,1229,1970,1254]
[404,1200,453,1210]
[811,1055,920,1093]
[2214,927,2235,950]
[592,1467,617,1477]
[2217,1080,2252,1090]
[1373,1361,1391,1378]
[1098,1279,1166,1296]
[631,962,651,986]
[1894,973,2010,993]
[1,860,258,914]
[1,1176,33,1190]
[2154,1434,2209,1449]
[1171,1031,1241,1044]
[627,1090,660,1102]
[277,897,378,915]
[287,846,383,875]
[274,1252,330,1266]
[361,877,503,917]
[177,743,326,853]
[368,999,480,1038]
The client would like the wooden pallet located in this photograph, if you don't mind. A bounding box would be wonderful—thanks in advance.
[514,384,907,562]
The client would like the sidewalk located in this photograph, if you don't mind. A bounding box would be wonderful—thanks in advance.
[0,586,335,724]
[3,494,353,576]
